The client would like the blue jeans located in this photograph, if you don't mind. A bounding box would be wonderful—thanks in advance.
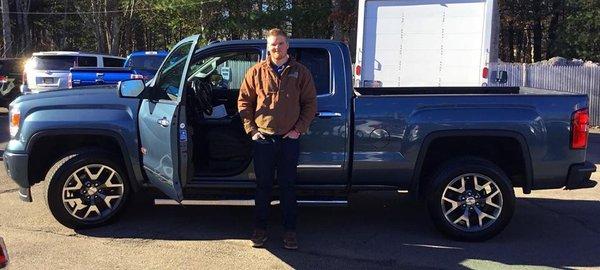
[253,135,300,231]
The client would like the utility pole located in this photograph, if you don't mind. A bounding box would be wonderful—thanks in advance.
[1,0,13,57]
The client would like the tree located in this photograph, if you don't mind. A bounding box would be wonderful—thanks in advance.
[1,0,12,57]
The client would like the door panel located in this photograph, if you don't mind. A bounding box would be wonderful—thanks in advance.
[139,35,200,201]
[288,45,350,184]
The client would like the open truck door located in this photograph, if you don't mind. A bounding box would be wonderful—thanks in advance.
[138,35,200,202]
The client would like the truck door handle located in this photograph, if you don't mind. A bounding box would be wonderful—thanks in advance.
[157,117,170,127]
[316,111,342,118]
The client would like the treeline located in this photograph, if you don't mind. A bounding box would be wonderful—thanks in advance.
[499,0,599,63]
[1,0,599,62]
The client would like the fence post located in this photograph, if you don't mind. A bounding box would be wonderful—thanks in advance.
[521,63,527,86]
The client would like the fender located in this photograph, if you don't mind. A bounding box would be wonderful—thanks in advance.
[410,130,533,199]
[27,129,143,192]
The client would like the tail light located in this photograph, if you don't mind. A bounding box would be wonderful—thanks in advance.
[482,67,489,79]
[67,73,73,89]
[9,107,20,138]
[0,75,7,83]
[22,71,27,85]
[571,108,589,149]
[130,74,144,80]
[355,64,361,76]
[0,237,8,268]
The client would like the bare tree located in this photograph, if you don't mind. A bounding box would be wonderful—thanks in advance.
[331,0,342,40]
[1,0,12,57]
[15,0,32,54]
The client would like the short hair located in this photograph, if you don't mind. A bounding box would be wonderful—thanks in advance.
[265,28,288,40]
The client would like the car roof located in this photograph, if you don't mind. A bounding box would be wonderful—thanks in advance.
[129,51,168,57]
[32,51,125,59]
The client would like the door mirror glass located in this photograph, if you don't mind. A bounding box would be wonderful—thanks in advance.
[119,79,145,98]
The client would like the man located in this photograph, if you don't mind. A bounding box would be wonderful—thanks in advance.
[237,28,317,250]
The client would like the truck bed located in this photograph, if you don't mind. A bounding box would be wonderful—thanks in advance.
[351,86,588,191]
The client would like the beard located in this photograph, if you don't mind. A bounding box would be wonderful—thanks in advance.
[271,51,286,60]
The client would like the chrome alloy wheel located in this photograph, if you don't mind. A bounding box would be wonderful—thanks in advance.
[441,173,503,232]
[61,164,125,221]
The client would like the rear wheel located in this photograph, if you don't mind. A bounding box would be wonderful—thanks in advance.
[426,157,515,241]
[47,151,130,229]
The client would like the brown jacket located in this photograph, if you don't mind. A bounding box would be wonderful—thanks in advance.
[237,58,317,135]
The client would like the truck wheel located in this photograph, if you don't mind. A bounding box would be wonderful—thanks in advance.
[47,151,130,229]
[426,157,515,241]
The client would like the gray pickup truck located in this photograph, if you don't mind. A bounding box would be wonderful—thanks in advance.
[3,36,597,241]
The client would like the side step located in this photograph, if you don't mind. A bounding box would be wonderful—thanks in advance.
[154,199,348,207]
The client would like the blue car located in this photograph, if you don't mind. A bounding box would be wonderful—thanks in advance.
[123,51,168,81]
[68,51,168,88]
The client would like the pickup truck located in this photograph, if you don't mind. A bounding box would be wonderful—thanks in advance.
[68,51,167,88]
[3,36,597,241]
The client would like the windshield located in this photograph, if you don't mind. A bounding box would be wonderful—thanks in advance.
[29,56,77,70]
[125,55,166,71]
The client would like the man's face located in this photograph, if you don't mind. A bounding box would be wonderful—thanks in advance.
[267,35,288,61]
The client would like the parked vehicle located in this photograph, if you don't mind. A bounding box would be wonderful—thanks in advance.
[4,36,596,241]
[355,0,503,87]
[124,51,168,80]
[20,51,125,94]
[0,58,24,107]
[0,237,8,268]
[69,51,167,88]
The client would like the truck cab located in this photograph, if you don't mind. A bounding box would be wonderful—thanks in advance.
[126,36,351,200]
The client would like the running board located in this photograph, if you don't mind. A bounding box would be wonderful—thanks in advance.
[154,199,348,207]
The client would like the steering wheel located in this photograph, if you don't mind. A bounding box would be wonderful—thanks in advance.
[189,78,213,116]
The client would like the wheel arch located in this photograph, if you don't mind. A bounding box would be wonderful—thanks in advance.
[410,130,533,199]
[26,129,142,192]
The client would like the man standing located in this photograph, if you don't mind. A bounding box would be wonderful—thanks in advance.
[238,28,317,250]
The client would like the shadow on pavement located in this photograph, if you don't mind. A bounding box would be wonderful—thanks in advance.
[75,192,600,269]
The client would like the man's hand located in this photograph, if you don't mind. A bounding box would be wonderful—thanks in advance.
[283,129,301,139]
[252,132,266,141]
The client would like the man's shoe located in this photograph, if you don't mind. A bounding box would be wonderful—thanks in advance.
[283,231,298,250]
[251,229,268,248]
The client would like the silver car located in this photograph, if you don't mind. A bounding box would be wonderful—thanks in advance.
[20,51,125,94]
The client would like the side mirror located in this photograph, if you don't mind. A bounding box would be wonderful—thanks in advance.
[118,79,145,98]
[495,70,508,84]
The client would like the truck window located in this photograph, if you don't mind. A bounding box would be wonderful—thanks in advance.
[189,51,260,91]
[78,56,98,67]
[103,57,125,67]
[289,48,331,96]
[125,55,166,71]
[29,56,77,70]
[155,42,194,101]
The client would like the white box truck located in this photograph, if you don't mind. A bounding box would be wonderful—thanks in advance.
[355,0,500,87]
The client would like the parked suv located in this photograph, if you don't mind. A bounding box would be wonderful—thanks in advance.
[0,58,24,107]
[20,52,125,94]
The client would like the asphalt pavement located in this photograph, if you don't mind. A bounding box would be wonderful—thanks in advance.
[1,108,599,270]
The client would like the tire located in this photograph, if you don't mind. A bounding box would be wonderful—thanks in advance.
[46,150,131,229]
[426,157,516,241]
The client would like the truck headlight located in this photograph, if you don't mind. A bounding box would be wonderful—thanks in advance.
[9,107,20,138]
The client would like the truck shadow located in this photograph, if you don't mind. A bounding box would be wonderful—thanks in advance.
[76,192,600,269]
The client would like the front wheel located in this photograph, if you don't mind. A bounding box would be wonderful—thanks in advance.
[426,157,516,241]
[47,151,131,229]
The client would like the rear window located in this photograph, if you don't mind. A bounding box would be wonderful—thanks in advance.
[289,48,331,96]
[78,56,97,67]
[30,56,77,70]
[103,57,125,67]
[125,55,166,71]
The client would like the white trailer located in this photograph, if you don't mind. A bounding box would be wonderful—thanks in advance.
[354,0,500,87]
